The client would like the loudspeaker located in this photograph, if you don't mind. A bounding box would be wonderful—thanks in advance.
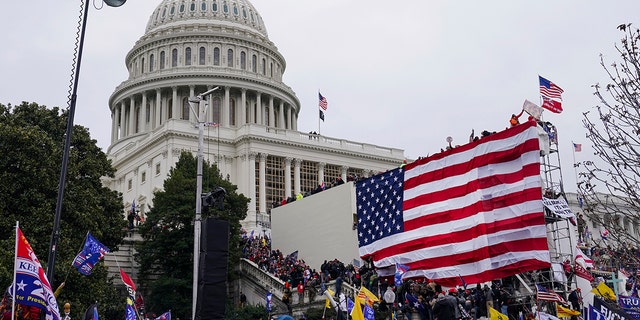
[195,218,229,320]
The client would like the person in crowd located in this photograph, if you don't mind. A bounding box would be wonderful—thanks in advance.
[432,293,456,320]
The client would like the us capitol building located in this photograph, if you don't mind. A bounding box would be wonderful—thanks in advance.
[104,0,405,233]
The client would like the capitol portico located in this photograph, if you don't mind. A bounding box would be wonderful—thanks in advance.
[104,0,405,232]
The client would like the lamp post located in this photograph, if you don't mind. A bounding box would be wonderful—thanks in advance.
[188,86,220,320]
[46,0,128,285]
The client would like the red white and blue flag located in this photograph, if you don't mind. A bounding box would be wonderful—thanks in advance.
[539,76,564,100]
[539,76,564,113]
[72,232,110,275]
[155,311,171,320]
[394,263,410,286]
[13,226,61,320]
[356,121,550,286]
[318,92,328,110]
[536,284,567,304]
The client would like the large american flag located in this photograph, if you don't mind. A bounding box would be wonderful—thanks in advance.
[356,121,550,287]
[318,92,328,110]
[539,76,564,100]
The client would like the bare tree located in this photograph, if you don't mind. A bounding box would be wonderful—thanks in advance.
[579,23,640,248]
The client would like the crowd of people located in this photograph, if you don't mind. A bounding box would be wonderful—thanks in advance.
[240,230,541,320]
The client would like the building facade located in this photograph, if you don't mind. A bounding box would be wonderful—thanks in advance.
[104,0,405,232]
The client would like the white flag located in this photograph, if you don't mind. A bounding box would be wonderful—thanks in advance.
[523,99,543,120]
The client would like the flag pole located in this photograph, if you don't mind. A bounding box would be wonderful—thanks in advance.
[11,221,18,320]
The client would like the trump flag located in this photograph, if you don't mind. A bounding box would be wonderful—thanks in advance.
[14,226,61,320]
[72,232,110,275]
[356,121,550,286]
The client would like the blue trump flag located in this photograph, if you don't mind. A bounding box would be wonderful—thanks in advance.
[363,304,375,320]
[266,291,273,312]
[72,232,110,275]
[395,263,409,286]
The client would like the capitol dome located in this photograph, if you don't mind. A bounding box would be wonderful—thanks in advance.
[106,0,404,233]
[145,0,268,38]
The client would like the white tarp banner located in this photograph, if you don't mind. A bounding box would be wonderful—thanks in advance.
[542,197,576,219]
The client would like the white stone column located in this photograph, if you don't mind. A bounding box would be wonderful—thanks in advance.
[341,166,348,182]
[248,152,257,216]
[154,89,161,129]
[141,93,148,133]
[256,93,262,125]
[259,153,267,214]
[284,157,292,198]
[292,110,297,131]
[119,101,126,138]
[223,86,230,127]
[188,86,195,121]
[268,96,275,128]
[236,88,247,128]
[129,97,136,134]
[278,101,285,129]
[318,162,325,187]
[294,158,301,195]
[286,106,292,131]
[171,86,179,119]
[111,105,119,142]
[240,88,247,126]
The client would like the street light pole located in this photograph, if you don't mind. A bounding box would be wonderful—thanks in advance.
[189,87,219,320]
[46,0,127,284]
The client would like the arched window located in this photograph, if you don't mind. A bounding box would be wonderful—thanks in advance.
[172,49,178,67]
[185,47,192,66]
[212,0,218,11]
[252,54,257,72]
[145,103,151,123]
[190,1,196,12]
[242,8,247,19]
[270,62,273,77]
[162,7,167,18]
[211,97,221,124]
[149,54,154,72]
[227,49,234,67]
[141,57,145,74]
[182,97,190,120]
[240,51,246,70]
[223,1,228,13]
[213,47,220,65]
[201,1,207,11]
[179,3,185,13]
[160,51,166,69]
[170,5,175,15]
[199,47,206,65]
[262,58,266,75]
[233,4,238,15]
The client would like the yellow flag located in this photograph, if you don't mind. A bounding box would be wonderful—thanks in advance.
[351,292,365,320]
[489,307,508,320]
[357,286,380,306]
[325,288,335,308]
[557,304,581,317]
[591,282,616,301]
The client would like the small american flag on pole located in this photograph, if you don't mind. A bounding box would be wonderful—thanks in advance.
[318,92,328,110]
[539,76,564,100]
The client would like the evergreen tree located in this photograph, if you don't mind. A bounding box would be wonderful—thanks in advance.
[135,151,249,319]
[0,102,127,319]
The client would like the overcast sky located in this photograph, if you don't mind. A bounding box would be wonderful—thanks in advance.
[2,1,639,193]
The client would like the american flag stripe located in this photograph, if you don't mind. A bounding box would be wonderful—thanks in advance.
[356,121,549,287]
[539,76,564,100]
[319,92,328,110]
